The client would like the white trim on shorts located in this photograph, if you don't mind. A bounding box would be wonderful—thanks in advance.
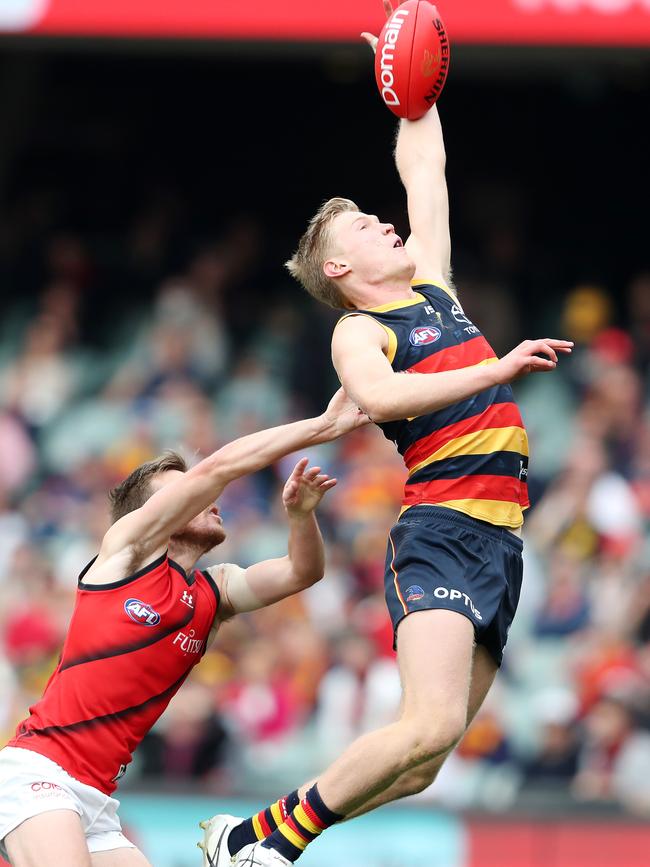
[0,746,135,860]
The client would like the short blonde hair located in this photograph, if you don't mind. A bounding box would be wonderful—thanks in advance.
[285,197,359,309]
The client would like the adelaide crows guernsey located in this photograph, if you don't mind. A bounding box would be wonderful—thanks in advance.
[344,282,529,528]
[8,553,219,794]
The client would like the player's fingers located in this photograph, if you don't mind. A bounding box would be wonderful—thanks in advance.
[320,478,338,491]
[361,31,378,52]
[313,474,329,485]
[304,466,322,480]
[544,339,574,348]
[529,341,558,362]
[289,457,309,479]
[528,355,556,370]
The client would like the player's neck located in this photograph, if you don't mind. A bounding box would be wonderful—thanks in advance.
[347,276,416,311]
[167,543,202,575]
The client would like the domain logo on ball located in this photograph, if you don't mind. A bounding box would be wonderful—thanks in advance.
[375,0,450,120]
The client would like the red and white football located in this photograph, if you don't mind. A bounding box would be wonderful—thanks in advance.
[374,1,450,120]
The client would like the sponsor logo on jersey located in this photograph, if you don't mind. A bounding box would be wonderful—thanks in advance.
[433,586,483,621]
[173,628,204,655]
[180,590,194,608]
[30,781,63,792]
[409,326,441,346]
[124,598,161,627]
[451,303,472,326]
[405,585,425,602]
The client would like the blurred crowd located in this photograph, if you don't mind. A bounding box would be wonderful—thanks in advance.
[1,212,650,820]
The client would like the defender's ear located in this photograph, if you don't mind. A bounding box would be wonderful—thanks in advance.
[324,259,351,279]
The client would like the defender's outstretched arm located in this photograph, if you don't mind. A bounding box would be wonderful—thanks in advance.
[100,390,367,564]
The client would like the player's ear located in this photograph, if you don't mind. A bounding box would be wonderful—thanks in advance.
[324,259,351,279]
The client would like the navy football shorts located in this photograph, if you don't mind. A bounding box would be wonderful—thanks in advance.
[384,505,523,666]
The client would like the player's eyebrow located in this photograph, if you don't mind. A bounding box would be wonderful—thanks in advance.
[352,215,369,228]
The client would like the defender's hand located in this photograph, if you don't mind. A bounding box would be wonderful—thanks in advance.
[494,339,573,384]
[322,387,371,437]
[361,0,394,53]
[283,458,336,517]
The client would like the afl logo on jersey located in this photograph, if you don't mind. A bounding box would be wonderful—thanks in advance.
[124,598,160,627]
[409,326,441,346]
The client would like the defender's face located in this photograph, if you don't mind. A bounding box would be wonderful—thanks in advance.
[150,470,226,549]
[327,211,414,285]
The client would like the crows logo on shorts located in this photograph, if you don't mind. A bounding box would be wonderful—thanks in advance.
[405,585,425,602]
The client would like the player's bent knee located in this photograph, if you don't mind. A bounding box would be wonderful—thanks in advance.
[398,764,441,797]
[400,715,466,767]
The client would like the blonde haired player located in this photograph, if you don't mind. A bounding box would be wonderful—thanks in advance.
[200,2,572,865]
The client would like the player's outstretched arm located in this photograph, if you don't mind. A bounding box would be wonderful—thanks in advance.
[213,458,336,619]
[100,391,367,563]
[333,314,573,423]
[363,1,450,289]
[397,106,451,289]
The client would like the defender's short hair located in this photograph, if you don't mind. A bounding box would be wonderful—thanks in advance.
[285,197,359,309]
[109,450,187,523]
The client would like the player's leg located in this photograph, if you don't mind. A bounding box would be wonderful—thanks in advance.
[213,640,497,865]
[344,642,498,817]
[4,811,91,867]
[246,609,475,864]
[90,847,152,866]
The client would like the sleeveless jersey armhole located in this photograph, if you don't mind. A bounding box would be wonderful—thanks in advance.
[78,551,168,592]
[336,312,398,365]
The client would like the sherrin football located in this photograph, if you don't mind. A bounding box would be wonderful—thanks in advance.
[374,0,450,120]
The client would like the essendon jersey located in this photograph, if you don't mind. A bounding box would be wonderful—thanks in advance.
[341,282,529,528]
[9,553,219,794]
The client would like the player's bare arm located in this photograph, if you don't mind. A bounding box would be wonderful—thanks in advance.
[332,313,572,423]
[398,106,451,288]
[86,390,367,585]
[363,1,450,288]
[209,459,336,626]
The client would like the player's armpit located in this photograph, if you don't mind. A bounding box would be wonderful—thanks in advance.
[331,315,396,421]
[206,562,263,619]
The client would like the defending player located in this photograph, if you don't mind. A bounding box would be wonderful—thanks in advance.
[200,3,573,865]
[0,389,368,867]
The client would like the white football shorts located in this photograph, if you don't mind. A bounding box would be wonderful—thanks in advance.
[0,746,135,860]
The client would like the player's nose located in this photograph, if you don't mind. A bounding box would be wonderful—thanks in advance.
[382,222,395,234]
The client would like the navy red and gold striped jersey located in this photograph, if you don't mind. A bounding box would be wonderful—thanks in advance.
[8,554,219,794]
[341,282,529,528]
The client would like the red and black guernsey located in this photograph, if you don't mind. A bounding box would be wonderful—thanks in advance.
[8,553,219,795]
[342,282,529,528]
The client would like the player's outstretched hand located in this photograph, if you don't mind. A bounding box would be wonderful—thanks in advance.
[283,458,336,516]
[494,338,574,384]
[361,0,394,53]
[323,387,371,437]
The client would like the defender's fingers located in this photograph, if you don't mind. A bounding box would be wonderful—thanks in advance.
[289,457,309,479]
[320,478,338,490]
[304,466,322,480]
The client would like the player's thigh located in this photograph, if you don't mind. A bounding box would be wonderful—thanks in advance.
[91,847,152,867]
[4,809,91,867]
[397,608,475,725]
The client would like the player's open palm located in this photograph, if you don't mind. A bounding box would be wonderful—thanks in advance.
[282,458,337,516]
[495,338,573,383]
